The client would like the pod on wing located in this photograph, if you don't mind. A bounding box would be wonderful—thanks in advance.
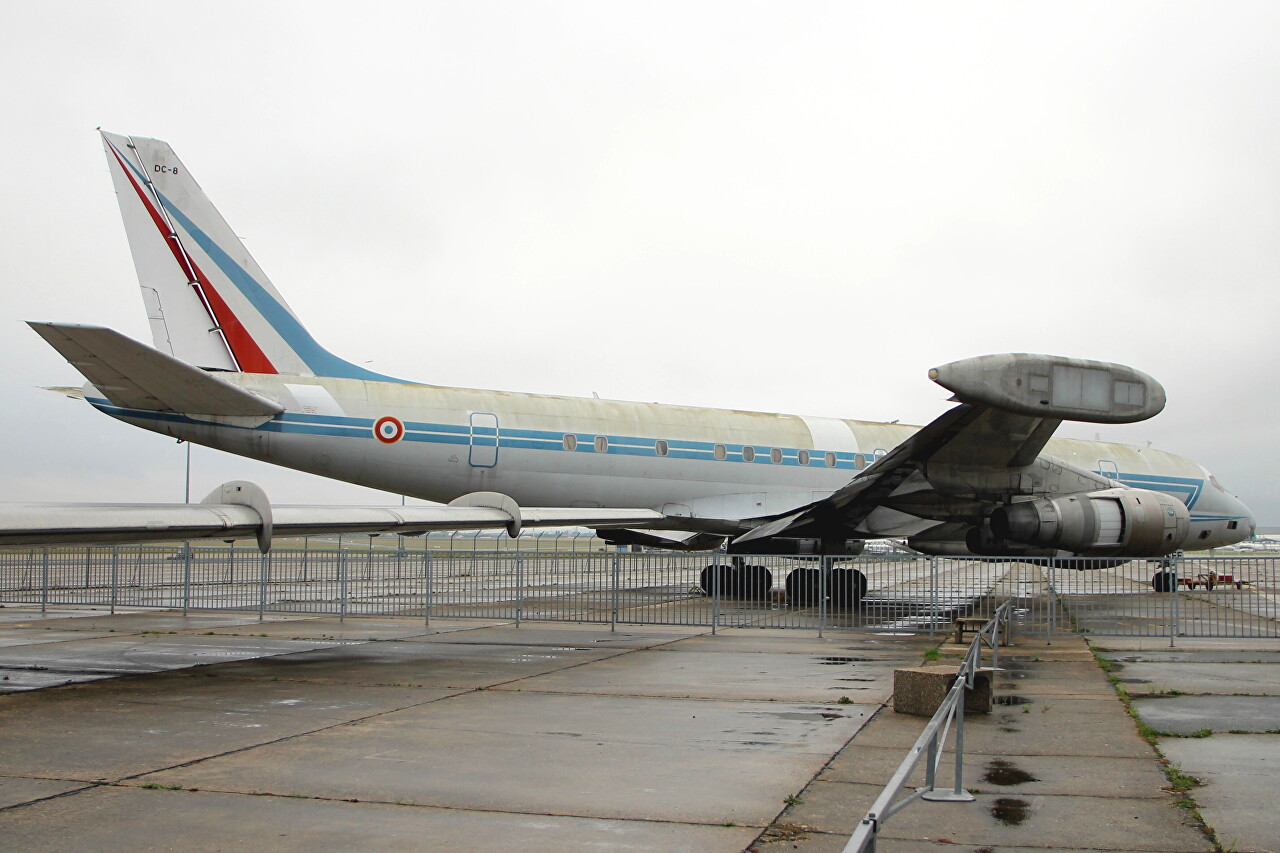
[929,353,1165,424]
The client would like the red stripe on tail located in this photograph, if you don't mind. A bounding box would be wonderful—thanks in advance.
[108,144,277,374]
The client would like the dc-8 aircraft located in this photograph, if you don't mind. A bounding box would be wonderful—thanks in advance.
[4,131,1255,599]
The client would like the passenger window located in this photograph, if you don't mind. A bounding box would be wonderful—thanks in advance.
[1228,520,1239,530]
[742,446,755,462]
[798,450,810,466]
[1198,530,1210,540]
[594,435,608,453]
[563,434,577,451]
[824,452,836,467]
[714,444,726,461]
[655,439,668,457]
[855,454,867,470]
[770,448,782,464]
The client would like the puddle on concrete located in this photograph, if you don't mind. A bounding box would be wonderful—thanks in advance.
[983,759,1038,786]
[991,797,1031,825]
[993,695,1031,706]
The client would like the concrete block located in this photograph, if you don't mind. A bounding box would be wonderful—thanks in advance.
[892,665,992,716]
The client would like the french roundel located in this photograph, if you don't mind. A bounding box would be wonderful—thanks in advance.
[373,416,404,444]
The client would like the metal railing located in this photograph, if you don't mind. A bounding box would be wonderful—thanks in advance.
[843,600,1013,853]
[0,543,1276,638]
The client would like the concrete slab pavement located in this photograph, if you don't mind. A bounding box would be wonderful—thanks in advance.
[760,634,1214,853]
[1098,637,1280,853]
[0,605,1262,852]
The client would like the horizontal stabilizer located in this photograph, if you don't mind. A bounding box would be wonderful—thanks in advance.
[28,322,283,417]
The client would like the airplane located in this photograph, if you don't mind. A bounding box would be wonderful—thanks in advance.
[1,131,1256,600]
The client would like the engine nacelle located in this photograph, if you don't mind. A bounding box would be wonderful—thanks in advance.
[991,488,1190,557]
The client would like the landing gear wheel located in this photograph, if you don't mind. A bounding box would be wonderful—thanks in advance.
[785,567,822,605]
[700,564,737,596]
[828,568,868,610]
[736,565,773,600]
[1151,570,1177,593]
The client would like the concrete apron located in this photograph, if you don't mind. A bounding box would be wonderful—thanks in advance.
[1101,637,1280,853]
[765,633,1215,853]
[0,607,934,853]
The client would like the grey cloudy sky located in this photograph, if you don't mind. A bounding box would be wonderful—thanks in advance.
[2,2,1278,523]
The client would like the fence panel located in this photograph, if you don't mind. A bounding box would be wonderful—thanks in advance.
[1,543,1277,639]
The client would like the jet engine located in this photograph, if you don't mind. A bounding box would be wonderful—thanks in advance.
[990,487,1190,557]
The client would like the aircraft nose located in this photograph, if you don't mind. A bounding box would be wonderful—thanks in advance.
[1240,498,1257,538]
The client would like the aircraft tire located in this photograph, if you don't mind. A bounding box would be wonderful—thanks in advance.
[700,564,738,597]
[785,567,821,606]
[737,565,773,600]
[829,568,868,610]
[1151,570,1177,593]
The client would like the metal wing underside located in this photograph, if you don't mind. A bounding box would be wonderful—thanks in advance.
[734,403,1062,544]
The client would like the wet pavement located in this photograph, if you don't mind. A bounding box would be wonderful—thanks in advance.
[0,604,1271,851]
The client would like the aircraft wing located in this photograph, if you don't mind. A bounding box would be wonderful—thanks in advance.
[0,482,663,551]
[735,354,1166,546]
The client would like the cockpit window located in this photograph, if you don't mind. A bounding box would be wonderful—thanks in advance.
[1209,474,1225,492]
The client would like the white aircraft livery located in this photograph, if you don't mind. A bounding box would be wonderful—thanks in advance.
[3,131,1256,595]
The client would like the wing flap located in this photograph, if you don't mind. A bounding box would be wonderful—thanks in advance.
[28,322,282,417]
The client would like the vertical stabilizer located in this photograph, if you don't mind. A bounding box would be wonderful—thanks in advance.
[100,131,396,380]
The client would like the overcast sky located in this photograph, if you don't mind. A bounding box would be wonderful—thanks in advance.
[2,2,1278,525]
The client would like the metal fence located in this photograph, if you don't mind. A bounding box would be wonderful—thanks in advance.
[0,542,1276,639]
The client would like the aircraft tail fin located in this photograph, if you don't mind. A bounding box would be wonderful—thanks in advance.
[99,130,396,381]
[29,322,283,417]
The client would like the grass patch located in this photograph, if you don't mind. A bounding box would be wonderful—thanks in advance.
[923,647,941,662]
[1166,766,1201,792]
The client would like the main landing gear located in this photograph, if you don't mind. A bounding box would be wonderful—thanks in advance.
[784,566,868,609]
[699,561,773,600]
[700,560,867,609]
[1150,553,1183,592]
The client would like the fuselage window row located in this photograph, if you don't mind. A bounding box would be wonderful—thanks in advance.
[557,432,858,468]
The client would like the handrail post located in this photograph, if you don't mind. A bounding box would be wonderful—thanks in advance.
[711,557,720,635]
[257,551,268,622]
[818,556,828,639]
[611,548,620,632]
[182,543,192,615]
[515,554,523,628]
[423,548,432,628]
[928,557,937,639]
[339,549,348,622]
[40,548,49,614]
[110,546,119,615]
[951,693,969,799]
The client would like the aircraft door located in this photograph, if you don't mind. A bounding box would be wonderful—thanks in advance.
[469,412,499,467]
